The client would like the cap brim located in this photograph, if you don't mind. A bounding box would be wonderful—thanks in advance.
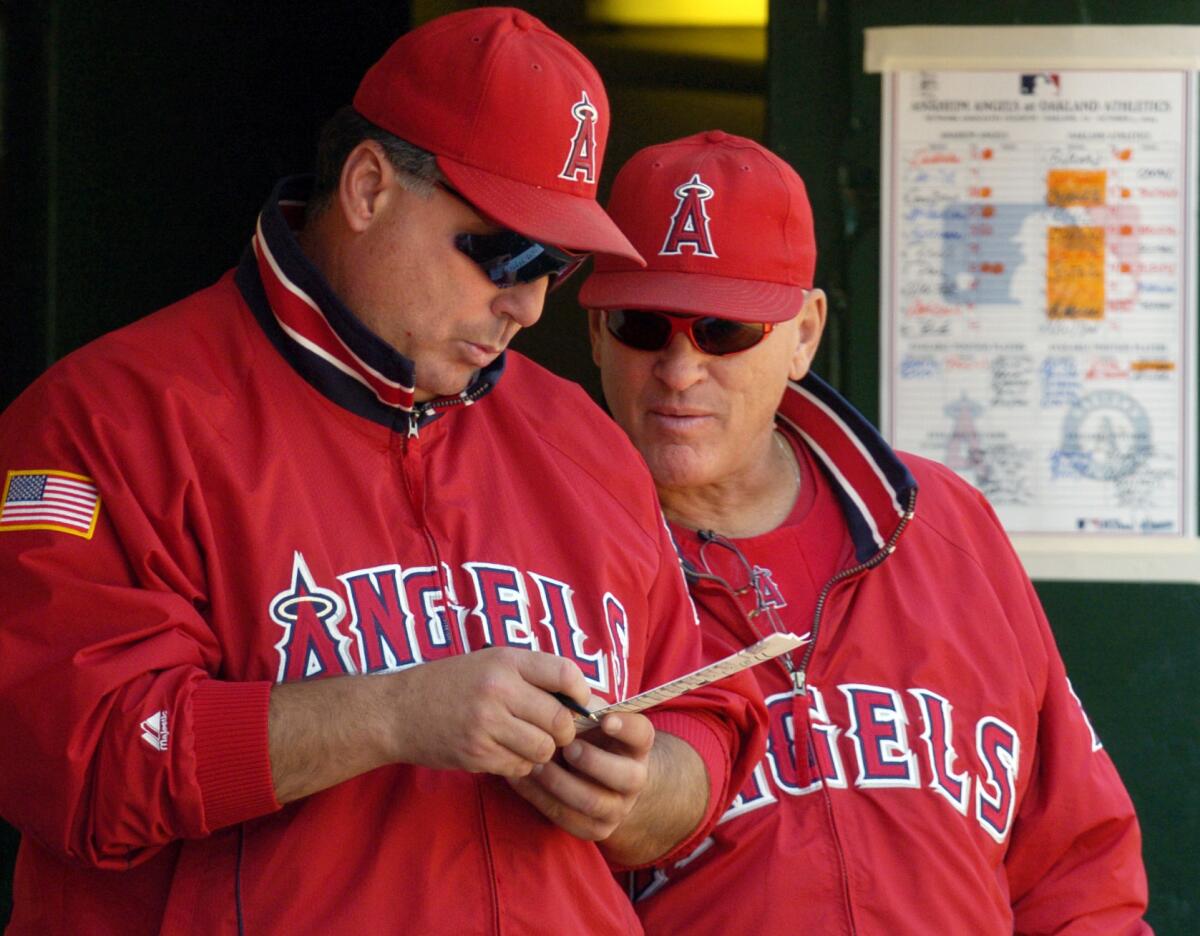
[439,157,645,266]
[578,269,809,323]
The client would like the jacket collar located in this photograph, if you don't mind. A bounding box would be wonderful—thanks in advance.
[235,175,504,431]
[778,373,918,563]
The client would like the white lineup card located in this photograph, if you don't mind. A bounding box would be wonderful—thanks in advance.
[881,67,1197,538]
[574,633,804,731]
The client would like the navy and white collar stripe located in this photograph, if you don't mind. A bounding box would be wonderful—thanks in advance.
[236,176,503,431]
[778,373,918,563]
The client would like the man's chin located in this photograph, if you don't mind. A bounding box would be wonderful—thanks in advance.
[413,368,480,403]
[643,445,713,492]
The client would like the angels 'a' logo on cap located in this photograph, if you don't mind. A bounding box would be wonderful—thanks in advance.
[558,90,598,184]
[660,173,717,258]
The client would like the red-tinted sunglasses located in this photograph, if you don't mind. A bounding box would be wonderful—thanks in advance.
[440,184,587,291]
[604,309,774,356]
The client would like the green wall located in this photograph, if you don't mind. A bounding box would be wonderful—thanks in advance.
[768,3,1199,933]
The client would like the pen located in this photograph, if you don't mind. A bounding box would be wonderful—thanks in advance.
[552,691,600,723]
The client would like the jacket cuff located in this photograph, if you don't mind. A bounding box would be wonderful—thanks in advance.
[191,679,279,831]
[646,709,729,864]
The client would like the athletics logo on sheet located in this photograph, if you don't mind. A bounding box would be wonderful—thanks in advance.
[0,469,101,539]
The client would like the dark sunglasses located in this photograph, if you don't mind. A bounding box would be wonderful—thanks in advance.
[440,185,587,290]
[604,309,774,356]
[455,231,586,291]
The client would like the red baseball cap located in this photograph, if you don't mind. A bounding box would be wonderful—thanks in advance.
[353,7,643,265]
[578,130,816,322]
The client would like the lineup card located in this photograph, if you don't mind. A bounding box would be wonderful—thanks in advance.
[574,633,803,731]
[882,69,1196,537]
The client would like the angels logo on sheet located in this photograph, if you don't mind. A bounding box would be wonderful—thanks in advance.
[270,551,628,700]
[660,173,718,258]
[558,90,599,184]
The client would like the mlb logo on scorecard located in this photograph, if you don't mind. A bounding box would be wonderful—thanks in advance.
[0,469,102,539]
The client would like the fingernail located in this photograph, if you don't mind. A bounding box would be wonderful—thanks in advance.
[530,763,544,776]
[605,716,622,733]
[565,742,582,762]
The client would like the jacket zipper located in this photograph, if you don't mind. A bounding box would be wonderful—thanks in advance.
[793,487,918,693]
[404,389,502,934]
[402,387,488,654]
[801,486,917,936]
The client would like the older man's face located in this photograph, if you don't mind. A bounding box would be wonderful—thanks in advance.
[588,298,824,496]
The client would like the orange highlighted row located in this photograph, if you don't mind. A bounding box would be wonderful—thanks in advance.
[1046,225,1104,320]
[1131,360,1175,372]
[1046,169,1106,208]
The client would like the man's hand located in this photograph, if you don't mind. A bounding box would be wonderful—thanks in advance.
[387,647,589,776]
[268,648,592,804]
[506,712,655,843]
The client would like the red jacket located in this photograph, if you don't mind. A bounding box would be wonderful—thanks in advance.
[632,375,1150,935]
[0,178,766,935]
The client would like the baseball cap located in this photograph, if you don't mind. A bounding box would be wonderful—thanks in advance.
[353,6,643,265]
[578,130,816,322]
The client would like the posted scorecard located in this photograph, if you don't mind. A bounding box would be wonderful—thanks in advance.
[881,67,1197,539]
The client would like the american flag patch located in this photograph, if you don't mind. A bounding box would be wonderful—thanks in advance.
[0,470,101,539]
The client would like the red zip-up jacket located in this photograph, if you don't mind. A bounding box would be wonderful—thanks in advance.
[632,375,1150,935]
[0,178,766,935]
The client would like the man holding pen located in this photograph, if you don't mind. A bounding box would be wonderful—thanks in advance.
[0,11,765,933]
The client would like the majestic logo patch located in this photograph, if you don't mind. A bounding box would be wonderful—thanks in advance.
[140,710,169,752]
[660,173,718,257]
[558,90,599,184]
[0,469,101,539]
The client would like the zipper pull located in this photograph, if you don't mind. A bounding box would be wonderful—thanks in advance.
[792,670,807,694]
[407,409,421,439]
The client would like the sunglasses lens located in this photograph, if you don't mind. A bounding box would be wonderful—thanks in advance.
[547,254,587,292]
[455,233,585,289]
[607,310,769,356]
[692,317,769,355]
[606,309,673,351]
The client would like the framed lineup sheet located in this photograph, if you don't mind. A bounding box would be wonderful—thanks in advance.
[868,27,1200,582]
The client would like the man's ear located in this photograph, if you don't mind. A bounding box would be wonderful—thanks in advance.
[587,308,606,367]
[337,140,394,233]
[788,289,827,382]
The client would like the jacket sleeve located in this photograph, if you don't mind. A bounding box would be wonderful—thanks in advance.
[0,369,279,870]
[1005,572,1151,934]
[972,493,1151,934]
[630,512,768,868]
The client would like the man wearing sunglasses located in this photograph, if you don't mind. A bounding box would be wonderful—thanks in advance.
[582,131,1150,933]
[0,12,766,934]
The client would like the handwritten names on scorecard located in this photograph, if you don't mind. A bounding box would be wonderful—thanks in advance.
[573,633,804,731]
[882,69,1195,536]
